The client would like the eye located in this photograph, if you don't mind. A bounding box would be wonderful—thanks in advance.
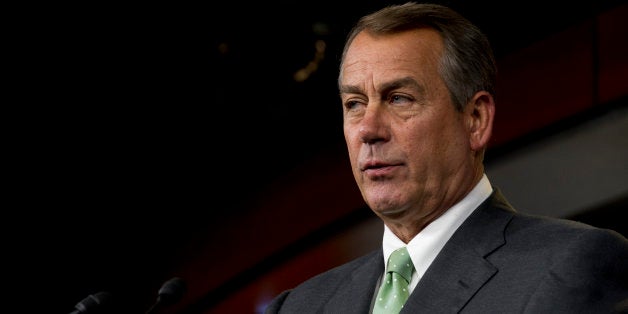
[389,94,413,105]
[344,99,365,111]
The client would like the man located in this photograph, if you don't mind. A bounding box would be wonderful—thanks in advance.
[265,2,628,313]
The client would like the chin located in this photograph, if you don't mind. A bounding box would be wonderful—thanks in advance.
[371,204,406,217]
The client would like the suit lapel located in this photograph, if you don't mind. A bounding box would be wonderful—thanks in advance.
[324,250,384,313]
[402,190,515,313]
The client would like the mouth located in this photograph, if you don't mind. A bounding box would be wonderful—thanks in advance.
[361,161,402,176]
[362,162,388,171]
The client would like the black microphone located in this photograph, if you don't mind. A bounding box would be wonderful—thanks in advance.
[69,291,113,314]
[145,277,187,314]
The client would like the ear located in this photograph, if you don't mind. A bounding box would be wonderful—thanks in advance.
[466,91,495,151]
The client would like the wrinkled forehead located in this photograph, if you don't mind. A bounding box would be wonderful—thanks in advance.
[339,29,444,86]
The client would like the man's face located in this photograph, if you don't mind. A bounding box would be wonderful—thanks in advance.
[339,29,474,222]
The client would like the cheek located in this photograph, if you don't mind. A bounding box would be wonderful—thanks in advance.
[434,125,471,165]
[344,120,360,140]
[344,134,363,181]
[403,122,438,148]
[344,129,360,159]
[402,119,464,160]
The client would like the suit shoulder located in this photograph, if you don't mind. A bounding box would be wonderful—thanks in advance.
[511,211,626,241]
[505,212,628,264]
[264,249,381,313]
[293,249,380,289]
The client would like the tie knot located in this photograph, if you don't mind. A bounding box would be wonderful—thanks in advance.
[387,247,414,282]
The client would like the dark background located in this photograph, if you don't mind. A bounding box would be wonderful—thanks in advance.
[10,1,627,313]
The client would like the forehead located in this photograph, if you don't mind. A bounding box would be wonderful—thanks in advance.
[341,28,443,84]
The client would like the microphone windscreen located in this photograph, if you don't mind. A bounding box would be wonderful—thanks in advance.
[157,277,187,305]
[74,291,113,313]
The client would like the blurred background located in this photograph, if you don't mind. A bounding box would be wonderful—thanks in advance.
[11,0,627,313]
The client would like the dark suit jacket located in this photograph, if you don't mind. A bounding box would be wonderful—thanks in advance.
[265,190,628,313]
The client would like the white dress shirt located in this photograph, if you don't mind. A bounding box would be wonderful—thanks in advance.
[380,174,493,293]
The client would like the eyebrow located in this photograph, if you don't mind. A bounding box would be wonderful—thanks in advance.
[338,84,361,95]
[339,76,423,96]
[380,77,423,95]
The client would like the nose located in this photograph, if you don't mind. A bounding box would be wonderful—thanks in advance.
[359,104,389,144]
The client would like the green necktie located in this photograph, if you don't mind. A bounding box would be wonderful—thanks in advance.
[373,247,415,314]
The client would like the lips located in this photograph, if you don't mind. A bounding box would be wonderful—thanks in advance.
[361,161,390,171]
[360,161,402,176]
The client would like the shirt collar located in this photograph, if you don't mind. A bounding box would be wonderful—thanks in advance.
[381,174,493,278]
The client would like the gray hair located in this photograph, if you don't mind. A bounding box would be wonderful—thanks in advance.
[339,2,497,111]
